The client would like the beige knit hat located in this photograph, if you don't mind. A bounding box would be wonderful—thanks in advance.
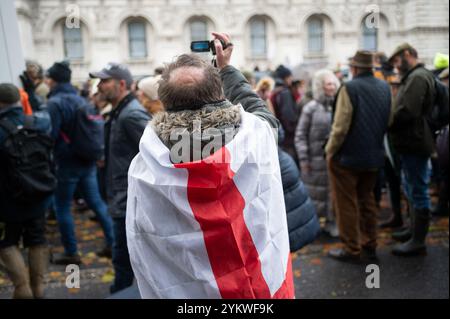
[138,76,161,101]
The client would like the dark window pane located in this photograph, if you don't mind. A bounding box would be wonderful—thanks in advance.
[250,18,266,57]
[128,21,147,58]
[190,20,208,42]
[63,25,83,60]
[308,17,323,53]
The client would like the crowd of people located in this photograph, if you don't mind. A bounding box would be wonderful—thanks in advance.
[0,31,448,298]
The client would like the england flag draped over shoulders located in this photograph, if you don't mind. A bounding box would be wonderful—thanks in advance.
[126,106,295,299]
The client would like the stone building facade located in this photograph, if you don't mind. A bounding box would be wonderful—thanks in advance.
[14,0,449,82]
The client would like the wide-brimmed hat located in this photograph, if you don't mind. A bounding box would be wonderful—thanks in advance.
[349,50,374,69]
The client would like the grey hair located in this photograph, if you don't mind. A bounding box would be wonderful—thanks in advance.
[312,69,340,101]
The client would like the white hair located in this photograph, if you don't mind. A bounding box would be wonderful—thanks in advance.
[312,69,340,101]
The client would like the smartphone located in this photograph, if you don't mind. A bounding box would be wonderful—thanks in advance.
[190,41,211,53]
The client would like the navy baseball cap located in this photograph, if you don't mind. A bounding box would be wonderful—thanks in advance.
[89,62,133,87]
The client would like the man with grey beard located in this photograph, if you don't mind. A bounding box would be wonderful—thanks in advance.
[388,43,436,256]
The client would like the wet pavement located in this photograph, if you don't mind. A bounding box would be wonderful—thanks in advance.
[0,195,448,299]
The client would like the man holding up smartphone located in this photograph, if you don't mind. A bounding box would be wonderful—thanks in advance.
[125,33,294,299]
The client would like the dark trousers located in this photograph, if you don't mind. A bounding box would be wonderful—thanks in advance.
[328,160,379,255]
[110,217,134,294]
[0,215,47,249]
[384,157,402,214]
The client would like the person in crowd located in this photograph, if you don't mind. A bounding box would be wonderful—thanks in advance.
[136,76,164,115]
[242,70,256,89]
[439,67,449,87]
[295,69,340,237]
[255,77,275,114]
[373,53,405,228]
[374,52,397,83]
[432,52,449,77]
[154,67,164,76]
[19,60,49,112]
[271,65,301,162]
[0,83,53,299]
[279,128,320,252]
[379,76,405,229]
[431,67,449,217]
[89,62,151,293]
[45,61,114,265]
[434,122,449,217]
[389,43,437,256]
[325,51,392,263]
[125,33,294,299]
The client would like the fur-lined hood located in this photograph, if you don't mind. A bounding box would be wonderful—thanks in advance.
[150,100,241,162]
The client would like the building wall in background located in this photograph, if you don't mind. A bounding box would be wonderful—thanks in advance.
[14,0,449,82]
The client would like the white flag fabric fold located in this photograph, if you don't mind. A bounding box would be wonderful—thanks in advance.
[126,106,295,299]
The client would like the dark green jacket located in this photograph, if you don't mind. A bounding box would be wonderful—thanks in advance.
[220,65,280,131]
[390,64,436,156]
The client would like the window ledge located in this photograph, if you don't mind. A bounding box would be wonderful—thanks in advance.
[67,59,90,68]
[303,53,329,60]
[125,57,153,65]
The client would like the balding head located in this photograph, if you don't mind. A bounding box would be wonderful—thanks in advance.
[158,54,225,111]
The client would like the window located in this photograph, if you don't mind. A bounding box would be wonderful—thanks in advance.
[128,21,147,58]
[308,17,324,53]
[63,25,83,60]
[361,19,377,51]
[250,18,267,57]
[190,19,208,42]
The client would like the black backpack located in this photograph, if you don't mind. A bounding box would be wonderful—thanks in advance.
[427,77,449,133]
[61,100,105,162]
[0,116,56,204]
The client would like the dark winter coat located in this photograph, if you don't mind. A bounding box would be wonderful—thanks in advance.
[104,94,151,218]
[390,64,436,156]
[0,105,52,222]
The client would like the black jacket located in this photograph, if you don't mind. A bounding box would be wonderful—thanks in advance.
[0,105,52,222]
[105,94,150,218]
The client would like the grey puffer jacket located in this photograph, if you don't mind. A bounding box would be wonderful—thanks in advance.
[105,94,151,218]
[294,98,332,218]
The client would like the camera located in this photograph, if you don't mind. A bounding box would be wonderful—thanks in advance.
[190,39,227,56]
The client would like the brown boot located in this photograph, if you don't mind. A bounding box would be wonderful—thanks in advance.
[28,245,49,299]
[0,246,33,299]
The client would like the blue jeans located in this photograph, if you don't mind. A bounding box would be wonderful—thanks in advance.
[110,217,134,294]
[400,154,431,211]
[55,162,114,255]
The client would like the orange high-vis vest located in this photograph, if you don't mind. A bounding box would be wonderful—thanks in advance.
[19,89,33,116]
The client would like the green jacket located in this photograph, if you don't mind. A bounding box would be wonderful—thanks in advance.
[390,64,436,156]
